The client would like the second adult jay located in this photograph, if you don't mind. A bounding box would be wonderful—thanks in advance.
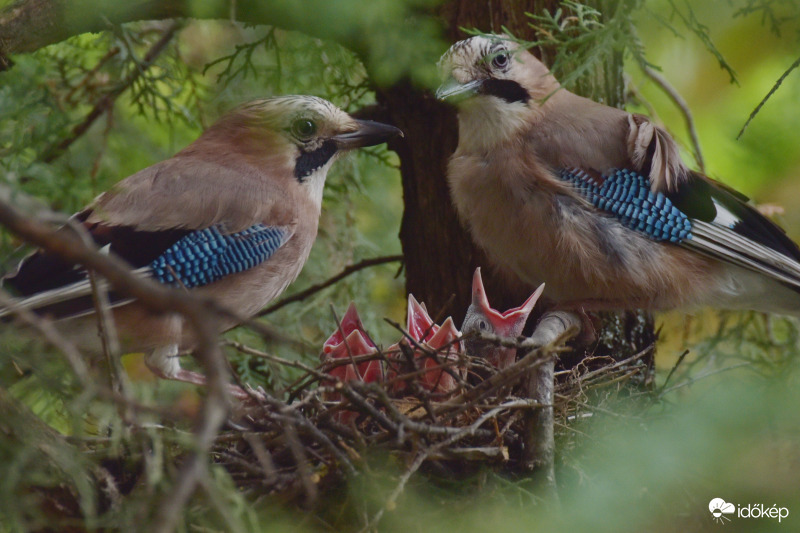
[438,35,800,317]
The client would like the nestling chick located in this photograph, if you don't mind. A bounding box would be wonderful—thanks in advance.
[320,303,383,423]
[386,294,464,395]
[321,302,383,385]
[462,267,544,369]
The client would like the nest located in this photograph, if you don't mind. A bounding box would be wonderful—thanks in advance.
[215,332,654,509]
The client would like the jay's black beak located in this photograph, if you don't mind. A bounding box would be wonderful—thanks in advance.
[435,77,483,101]
[333,120,403,149]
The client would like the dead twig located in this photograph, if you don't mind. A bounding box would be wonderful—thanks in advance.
[258,255,403,317]
[639,63,705,172]
[737,54,800,140]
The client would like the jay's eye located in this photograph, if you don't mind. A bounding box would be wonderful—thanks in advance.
[491,52,509,70]
[291,118,317,139]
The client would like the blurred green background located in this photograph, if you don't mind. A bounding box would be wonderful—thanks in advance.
[1,0,800,531]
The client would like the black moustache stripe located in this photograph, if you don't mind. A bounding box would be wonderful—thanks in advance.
[295,140,337,181]
[479,79,530,104]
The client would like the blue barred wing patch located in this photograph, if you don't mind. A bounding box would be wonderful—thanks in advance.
[149,224,288,288]
[559,168,693,243]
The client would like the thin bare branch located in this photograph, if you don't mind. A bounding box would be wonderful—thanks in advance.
[640,63,705,172]
[737,54,800,139]
[258,255,403,317]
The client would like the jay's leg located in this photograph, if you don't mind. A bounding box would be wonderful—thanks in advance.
[145,344,255,400]
[529,311,587,347]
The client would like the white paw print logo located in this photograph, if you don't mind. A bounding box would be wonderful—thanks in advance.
[709,498,735,524]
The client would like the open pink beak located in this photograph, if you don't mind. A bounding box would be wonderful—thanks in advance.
[325,329,382,382]
[386,295,464,395]
[419,316,462,392]
[472,267,544,338]
[428,316,460,350]
[407,294,436,343]
[321,303,383,424]
[323,302,375,351]
[322,302,382,383]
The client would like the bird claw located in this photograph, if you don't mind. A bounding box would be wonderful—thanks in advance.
[242,384,269,403]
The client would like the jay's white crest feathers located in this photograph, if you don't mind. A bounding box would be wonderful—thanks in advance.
[438,35,800,317]
[2,95,401,395]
